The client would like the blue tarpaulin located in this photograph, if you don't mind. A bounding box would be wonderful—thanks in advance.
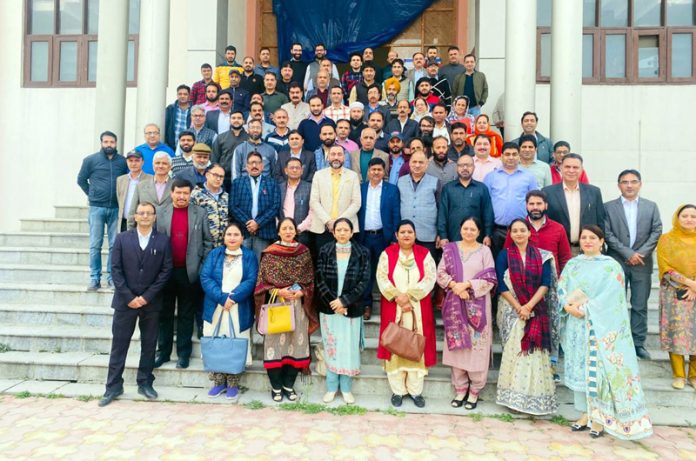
[273,0,436,63]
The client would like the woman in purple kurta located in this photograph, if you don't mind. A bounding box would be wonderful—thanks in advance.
[436,217,497,410]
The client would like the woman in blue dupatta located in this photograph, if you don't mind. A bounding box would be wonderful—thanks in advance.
[436,217,497,410]
[495,219,558,415]
[558,225,653,440]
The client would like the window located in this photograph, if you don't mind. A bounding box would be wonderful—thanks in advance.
[537,0,696,83]
[24,0,140,87]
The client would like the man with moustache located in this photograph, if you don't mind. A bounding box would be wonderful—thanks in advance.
[281,82,311,130]
[518,134,552,189]
[349,127,389,182]
[117,150,150,233]
[298,95,335,151]
[277,61,295,97]
[170,131,197,174]
[191,63,214,105]
[314,123,351,170]
[190,163,229,247]
[289,42,308,85]
[204,90,233,134]
[386,132,408,185]
[174,143,212,187]
[187,105,217,149]
[227,69,251,114]
[127,153,173,228]
[265,108,291,152]
[549,141,590,185]
[426,136,457,185]
[347,102,368,143]
[231,119,277,179]
[385,99,418,142]
[303,43,340,89]
[211,111,248,191]
[471,134,502,182]
[261,72,289,114]
[447,122,471,161]
[365,111,390,152]
[349,62,380,106]
[273,130,317,182]
[240,56,264,96]
[201,82,219,113]
[254,47,279,78]
[164,84,192,150]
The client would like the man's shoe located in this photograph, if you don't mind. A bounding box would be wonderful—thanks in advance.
[138,384,158,400]
[411,394,426,408]
[98,389,123,407]
[635,346,651,360]
[197,324,204,339]
[153,355,170,368]
[390,394,403,407]
[176,357,190,369]
[87,280,101,292]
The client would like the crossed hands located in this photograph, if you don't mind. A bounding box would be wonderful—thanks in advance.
[127,296,148,309]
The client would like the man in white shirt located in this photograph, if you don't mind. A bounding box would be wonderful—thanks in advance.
[281,82,311,130]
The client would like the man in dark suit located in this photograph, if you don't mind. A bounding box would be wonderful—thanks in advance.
[154,179,213,369]
[204,91,233,134]
[542,153,606,255]
[230,151,281,260]
[272,130,317,183]
[99,201,173,407]
[385,100,419,142]
[279,157,313,248]
[604,169,662,359]
[358,157,401,319]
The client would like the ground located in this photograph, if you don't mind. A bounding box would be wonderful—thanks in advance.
[1,395,695,460]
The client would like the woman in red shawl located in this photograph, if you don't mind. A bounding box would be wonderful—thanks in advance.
[466,114,503,158]
[254,217,316,403]
[376,220,437,409]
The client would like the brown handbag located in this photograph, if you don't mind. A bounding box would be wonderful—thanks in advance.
[380,310,425,362]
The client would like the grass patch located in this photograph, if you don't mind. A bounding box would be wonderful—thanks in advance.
[381,407,406,417]
[15,391,32,399]
[490,413,514,423]
[278,402,326,414]
[0,343,11,353]
[550,414,570,426]
[467,412,484,422]
[686,420,696,430]
[45,393,65,399]
[327,405,367,416]
[242,400,266,410]
[76,395,98,402]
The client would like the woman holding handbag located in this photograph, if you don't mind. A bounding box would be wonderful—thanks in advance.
[254,217,316,403]
[316,218,371,404]
[376,220,437,408]
[199,222,259,402]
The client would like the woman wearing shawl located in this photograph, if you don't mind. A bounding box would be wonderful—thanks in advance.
[465,114,503,158]
[495,218,558,415]
[446,96,475,134]
[436,217,497,409]
[656,204,696,390]
[410,97,431,123]
[377,220,437,408]
[558,225,652,440]
[254,217,316,403]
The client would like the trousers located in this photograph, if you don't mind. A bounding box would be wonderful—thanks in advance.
[267,365,300,390]
[451,368,487,395]
[670,353,696,379]
[326,370,353,393]
[387,370,424,396]
[158,267,200,360]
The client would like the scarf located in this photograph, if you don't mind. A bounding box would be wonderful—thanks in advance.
[508,244,551,354]
[657,205,696,281]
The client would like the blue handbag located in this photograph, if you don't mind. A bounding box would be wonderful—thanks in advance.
[200,310,249,375]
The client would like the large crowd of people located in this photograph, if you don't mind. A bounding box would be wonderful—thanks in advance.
[76,42,696,442]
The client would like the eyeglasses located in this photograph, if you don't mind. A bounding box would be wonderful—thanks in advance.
[144,131,159,135]
[135,211,155,216]
[207,172,225,180]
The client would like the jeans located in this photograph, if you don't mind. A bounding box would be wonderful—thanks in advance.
[243,236,271,262]
[468,105,482,117]
[88,206,119,282]
[326,370,353,393]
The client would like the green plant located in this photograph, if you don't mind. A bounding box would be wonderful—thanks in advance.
[76,395,98,402]
[468,412,484,422]
[0,343,11,353]
[279,402,326,414]
[381,407,406,417]
[327,405,367,416]
[15,391,32,399]
[242,400,266,410]
[46,393,65,399]
[490,413,514,423]
[550,414,570,426]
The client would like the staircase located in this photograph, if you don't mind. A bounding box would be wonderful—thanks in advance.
[0,206,694,423]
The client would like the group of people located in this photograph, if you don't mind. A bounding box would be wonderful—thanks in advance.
[74,42,696,442]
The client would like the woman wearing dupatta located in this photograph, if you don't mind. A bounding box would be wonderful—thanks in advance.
[495,219,558,415]
[656,204,696,390]
[465,114,503,158]
[558,225,652,440]
[254,217,317,403]
[436,217,497,409]
[377,220,437,408]
[446,96,475,134]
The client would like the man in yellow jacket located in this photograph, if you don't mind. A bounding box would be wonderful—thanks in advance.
[213,45,243,90]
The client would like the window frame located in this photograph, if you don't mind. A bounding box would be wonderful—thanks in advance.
[667,27,696,82]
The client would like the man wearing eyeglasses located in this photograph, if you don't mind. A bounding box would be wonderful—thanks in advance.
[134,123,175,175]
[191,163,230,247]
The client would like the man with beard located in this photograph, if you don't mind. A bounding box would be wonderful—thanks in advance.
[298,95,335,151]
[191,63,214,105]
[341,52,363,101]
[273,130,316,182]
[385,99,418,142]
[277,61,295,97]
[431,103,451,144]
[406,52,427,91]
[174,143,212,187]
[213,45,243,90]
[289,42,308,85]
[426,136,457,185]
[414,77,441,109]
[204,90,233,134]
[314,123,351,170]
[425,59,452,109]
[386,132,408,185]
[437,154,493,247]
[309,144,362,253]
[226,70,251,114]
[447,122,471,161]
[471,134,501,182]
[201,82,219,112]
[171,131,197,174]
[211,111,248,191]
[240,56,264,96]
[231,119,277,179]
[349,127,389,182]
[349,62,380,106]
[347,102,367,143]
[379,77,400,119]
[281,82,310,130]
[418,116,435,154]
[254,47,279,78]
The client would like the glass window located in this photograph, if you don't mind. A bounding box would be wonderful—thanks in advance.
[30,41,50,81]
[88,40,98,81]
[59,41,78,81]
[638,35,660,77]
[129,0,140,35]
[540,33,551,77]
[538,0,552,27]
[672,33,694,77]
[31,0,54,34]
[667,0,695,26]
[601,0,629,26]
[583,34,594,77]
[606,34,627,77]
[634,0,662,26]
[127,40,136,81]
[87,0,99,34]
[584,0,597,26]
[59,0,83,34]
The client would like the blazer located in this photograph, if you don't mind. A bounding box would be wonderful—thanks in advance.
[204,109,232,133]
[127,176,172,229]
[273,149,317,183]
[229,175,281,241]
[358,181,401,246]
[117,172,152,228]
[164,101,191,149]
[315,241,371,317]
[155,203,213,282]
[110,229,173,311]
[385,118,419,142]
[199,246,259,330]
[542,183,606,243]
[604,197,662,268]
[348,149,390,182]
[279,180,312,225]
[309,167,362,234]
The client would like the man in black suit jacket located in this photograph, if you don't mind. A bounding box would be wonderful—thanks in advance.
[542,153,606,254]
[99,201,173,407]
[273,131,317,183]
[385,100,419,142]
[279,157,313,249]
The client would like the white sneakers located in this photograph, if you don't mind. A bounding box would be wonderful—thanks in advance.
[322,390,355,404]
[322,391,336,403]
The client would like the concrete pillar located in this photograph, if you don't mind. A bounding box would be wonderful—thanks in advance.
[503,0,537,142]
[94,0,129,150]
[551,0,583,152]
[135,0,171,139]
[185,0,228,84]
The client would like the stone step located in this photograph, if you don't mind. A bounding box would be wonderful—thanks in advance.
[0,232,93,249]
[0,283,114,306]
[0,247,107,266]
[0,264,90,284]
[21,218,90,233]
[54,206,89,219]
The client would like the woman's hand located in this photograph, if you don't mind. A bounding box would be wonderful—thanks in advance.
[277,288,294,299]
[329,298,344,311]
[564,303,585,319]
[223,297,235,311]
[400,304,413,313]
[683,288,696,302]
[458,289,470,300]
[395,293,410,306]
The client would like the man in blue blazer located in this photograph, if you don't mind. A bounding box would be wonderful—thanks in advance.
[100,201,173,407]
[230,151,281,260]
[358,157,401,319]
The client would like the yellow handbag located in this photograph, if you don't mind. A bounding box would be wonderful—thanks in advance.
[258,289,296,335]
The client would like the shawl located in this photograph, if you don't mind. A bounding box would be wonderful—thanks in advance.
[656,205,696,280]
[508,244,551,354]
[254,241,318,334]
[441,243,497,351]
[466,129,503,157]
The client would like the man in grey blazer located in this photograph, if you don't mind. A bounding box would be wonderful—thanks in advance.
[279,157,312,249]
[127,152,173,228]
[154,178,213,369]
[117,150,151,232]
[604,169,662,360]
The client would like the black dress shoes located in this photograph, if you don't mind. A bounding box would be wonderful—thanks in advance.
[635,346,652,360]
[138,384,158,400]
[98,389,123,407]
[390,394,403,407]
[153,355,170,368]
[176,356,190,369]
[411,394,426,408]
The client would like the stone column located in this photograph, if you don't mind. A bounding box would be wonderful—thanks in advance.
[503,0,537,141]
[135,0,171,139]
[94,0,129,150]
[551,0,583,152]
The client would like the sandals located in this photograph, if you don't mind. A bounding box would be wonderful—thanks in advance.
[282,387,298,402]
[571,415,589,432]
[271,389,283,402]
[589,422,604,439]
[451,394,466,408]
[464,396,478,410]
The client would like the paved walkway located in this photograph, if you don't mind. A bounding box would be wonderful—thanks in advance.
[1,396,695,460]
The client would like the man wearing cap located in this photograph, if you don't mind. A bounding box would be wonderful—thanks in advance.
[117,150,150,232]
[425,58,452,109]
[348,102,367,143]
[227,69,251,114]
[174,143,212,187]
[386,132,408,185]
